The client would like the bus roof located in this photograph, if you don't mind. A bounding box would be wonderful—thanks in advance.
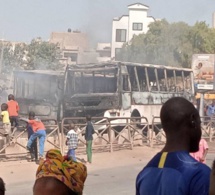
[14,70,64,76]
[67,61,192,72]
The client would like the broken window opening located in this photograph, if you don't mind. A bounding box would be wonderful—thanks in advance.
[136,66,148,92]
[166,70,176,92]
[122,75,130,91]
[147,67,158,91]
[127,66,139,92]
[69,69,118,94]
[175,70,184,93]
[183,71,192,92]
[157,69,168,92]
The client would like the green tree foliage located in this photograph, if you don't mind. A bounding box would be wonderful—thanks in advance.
[120,20,215,68]
[25,38,62,70]
[0,38,62,74]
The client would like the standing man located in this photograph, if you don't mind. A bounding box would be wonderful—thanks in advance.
[7,94,19,134]
[85,115,94,164]
[66,123,78,162]
[206,100,215,117]
[136,97,211,195]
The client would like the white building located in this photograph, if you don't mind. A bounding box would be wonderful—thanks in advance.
[111,3,155,59]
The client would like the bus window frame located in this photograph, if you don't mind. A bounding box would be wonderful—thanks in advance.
[175,70,184,93]
[145,67,150,92]
[173,70,177,87]
[134,66,140,92]
[164,69,169,91]
[155,69,160,92]
[182,71,186,92]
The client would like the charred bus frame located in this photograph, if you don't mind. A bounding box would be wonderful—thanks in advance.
[62,62,194,122]
[13,70,64,120]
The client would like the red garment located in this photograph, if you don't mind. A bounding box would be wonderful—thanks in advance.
[28,120,46,132]
[7,100,19,116]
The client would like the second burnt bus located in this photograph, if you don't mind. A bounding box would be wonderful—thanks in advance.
[62,62,194,123]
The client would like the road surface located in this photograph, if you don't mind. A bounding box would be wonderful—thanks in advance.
[0,146,214,195]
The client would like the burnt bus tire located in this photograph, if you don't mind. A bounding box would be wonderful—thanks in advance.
[131,109,141,127]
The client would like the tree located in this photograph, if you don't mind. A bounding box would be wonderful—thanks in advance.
[24,38,62,70]
[119,20,215,68]
[0,38,63,75]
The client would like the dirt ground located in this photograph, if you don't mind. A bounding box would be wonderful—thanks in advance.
[0,145,161,195]
[0,143,214,195]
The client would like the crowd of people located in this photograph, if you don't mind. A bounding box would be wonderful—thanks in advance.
[0,94,95,165]
[0,96,215,194]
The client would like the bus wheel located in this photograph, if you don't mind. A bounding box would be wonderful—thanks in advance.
[131,109,141,128]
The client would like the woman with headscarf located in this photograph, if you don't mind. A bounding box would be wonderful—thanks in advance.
[33,149,87,195]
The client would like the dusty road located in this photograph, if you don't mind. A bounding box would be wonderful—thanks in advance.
[0,145,214,195]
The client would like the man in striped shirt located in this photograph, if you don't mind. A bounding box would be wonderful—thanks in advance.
[66,123,78,162]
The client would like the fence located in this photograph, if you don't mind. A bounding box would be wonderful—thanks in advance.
[0,119,61,160]
[0,115,214,160]
[61,116,150,154]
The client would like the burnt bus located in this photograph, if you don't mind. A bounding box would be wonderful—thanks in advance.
[13,70,64,120]
[62,62,194,123]
[62,63,119,118]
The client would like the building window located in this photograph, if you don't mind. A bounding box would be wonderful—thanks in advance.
[116,29,126,42]
[133,23,143,31]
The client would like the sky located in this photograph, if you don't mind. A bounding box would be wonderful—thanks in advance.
[0,0,214,44]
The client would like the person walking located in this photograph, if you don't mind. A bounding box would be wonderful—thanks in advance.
[66,123,78,162]
[136,97,211,195]
[85,115,94,164]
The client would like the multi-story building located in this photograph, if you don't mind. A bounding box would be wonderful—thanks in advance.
[111,3,155,60]
[50,29,95,65]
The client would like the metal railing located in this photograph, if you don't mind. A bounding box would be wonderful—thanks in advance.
[1,115,214,161]
[0,119,61,160]
[61,116,150,154]
[151,116,166,147]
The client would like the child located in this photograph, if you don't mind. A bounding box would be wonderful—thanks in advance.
[27,123,38,162]
[190,138,209,163]
[21,111,46,160]
[66,123,78,161]
[85,115,94,164]
[7,94,19,134]
[1,103,11,135]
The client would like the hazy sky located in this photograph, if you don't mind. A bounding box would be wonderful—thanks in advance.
[0,0,214,44]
